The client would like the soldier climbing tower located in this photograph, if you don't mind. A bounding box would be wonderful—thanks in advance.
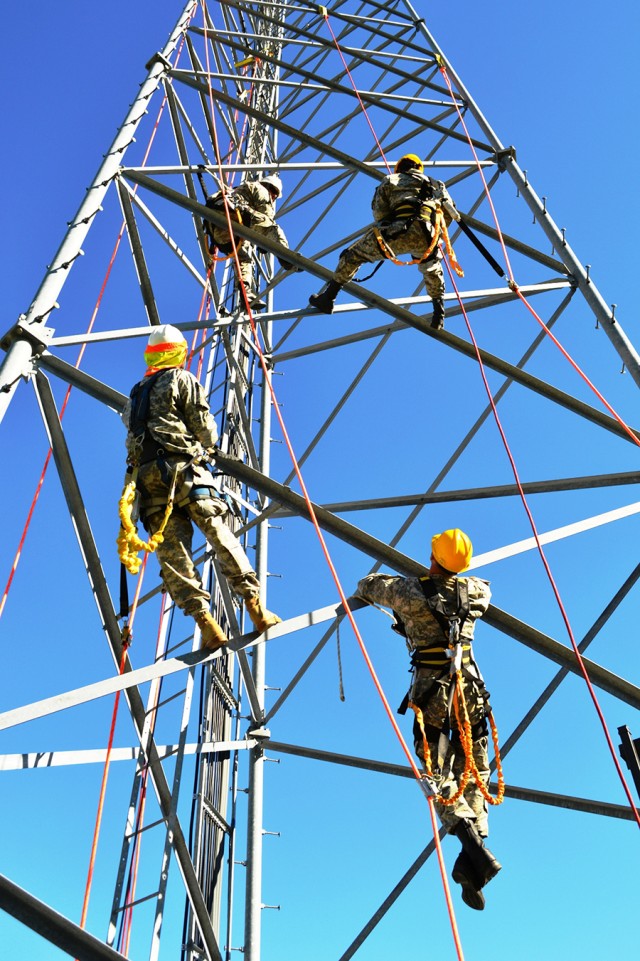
[1,2,639,960]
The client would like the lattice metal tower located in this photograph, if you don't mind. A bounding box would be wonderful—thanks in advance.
[1,2,639,960]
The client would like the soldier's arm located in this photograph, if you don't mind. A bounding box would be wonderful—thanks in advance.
[467,577,492,619]
[371,181,392,222]
[179,372,218,450]
[356,572,405,609]
[433,179,458,225]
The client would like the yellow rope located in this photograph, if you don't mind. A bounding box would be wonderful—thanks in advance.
[116,471,176,575]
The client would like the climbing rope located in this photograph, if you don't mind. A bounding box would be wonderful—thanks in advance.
[432,56,640,826]
[200,85,469,961]
[321,11,391,174]
[75,17,201,943]
[410,674,505,809]
[0,27,178,624]
[437,60,640,452]
[78,636,131,934]
[441,251,640,828]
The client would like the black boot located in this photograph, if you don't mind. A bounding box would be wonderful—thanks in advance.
[451,851,485,911]
[453,819,501,887]
[308,280,342,314]
[430,297,445,331]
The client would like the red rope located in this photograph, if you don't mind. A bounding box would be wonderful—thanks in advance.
[322,13,391,173]
[78,639,131,934]
[0,25,181,625]
[433,59,640,824]
[442,255,640,828]
[437,63,640,451]
[116,592,167,952]
[196,10,467,951]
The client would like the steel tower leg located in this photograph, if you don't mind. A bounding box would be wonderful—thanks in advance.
[0,1,197,426]
[244,346,274,961]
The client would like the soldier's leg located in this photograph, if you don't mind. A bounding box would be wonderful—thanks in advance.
[148,509,211,616]
[449,720,500,908]
[418,256,446,330]
[308,229,383,313]
[187,498,259,596]
[254,223,297,270]
[233,244,264,308]
[188,499,281,632]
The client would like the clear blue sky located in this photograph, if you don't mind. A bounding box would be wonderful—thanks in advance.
[1,2,639,960]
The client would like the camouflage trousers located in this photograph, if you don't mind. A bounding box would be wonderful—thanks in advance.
[410,666,490,836]
[333,219,445,300]
[146,499,261,615]
[138,461,260,615]
[212,223,289,292]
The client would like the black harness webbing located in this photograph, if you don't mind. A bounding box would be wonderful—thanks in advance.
[128,370,165,454]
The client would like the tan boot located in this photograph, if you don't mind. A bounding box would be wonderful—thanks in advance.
[245,595,282,633]
[194,610,227,651]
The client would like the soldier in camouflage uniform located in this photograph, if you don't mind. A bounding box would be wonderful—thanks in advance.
[308,154,457,329]
[205,174,297,310]
[356,529,501,911]
[122,325,281,650]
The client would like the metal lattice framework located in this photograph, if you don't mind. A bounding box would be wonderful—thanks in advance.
[1,2,639,960]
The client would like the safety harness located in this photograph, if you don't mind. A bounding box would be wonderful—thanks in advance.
[394,576,505,809]
[202,190,248,261]
[371,176,464,275]
[117,371,214,574]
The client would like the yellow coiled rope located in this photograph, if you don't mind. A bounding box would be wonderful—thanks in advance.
[116,467,177,575]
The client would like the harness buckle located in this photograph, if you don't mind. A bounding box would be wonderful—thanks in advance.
[418,773,436,799]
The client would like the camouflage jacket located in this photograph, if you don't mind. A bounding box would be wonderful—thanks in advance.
[356,572,491,649]
[233,180,279,230]
[371,171,455,225]
[123,368,218,462]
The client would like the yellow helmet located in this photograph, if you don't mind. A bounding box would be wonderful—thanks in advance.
[394,153,424,173]
[431,529,473,573]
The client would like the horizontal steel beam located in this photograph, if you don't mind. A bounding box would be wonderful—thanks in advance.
[273,470,640,514]
[266,740,635,821]
[0,599,367,731]
[119,171,640,444]
[213,452,640,710]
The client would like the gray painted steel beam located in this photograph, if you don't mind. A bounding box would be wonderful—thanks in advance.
[406,0,640,386]
[0,2,196,425]
[0,600,363,732]
[116,178,162,328]
[182,25,483,153]
[0,872,129,961]
[278,470,640,514]
[212,453,640,709]
[265,740,635,821]
[200,1,482,149]
[120,170,640,445]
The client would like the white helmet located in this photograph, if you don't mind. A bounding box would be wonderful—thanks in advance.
[260,174,283,198]
[147,324,186,346]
